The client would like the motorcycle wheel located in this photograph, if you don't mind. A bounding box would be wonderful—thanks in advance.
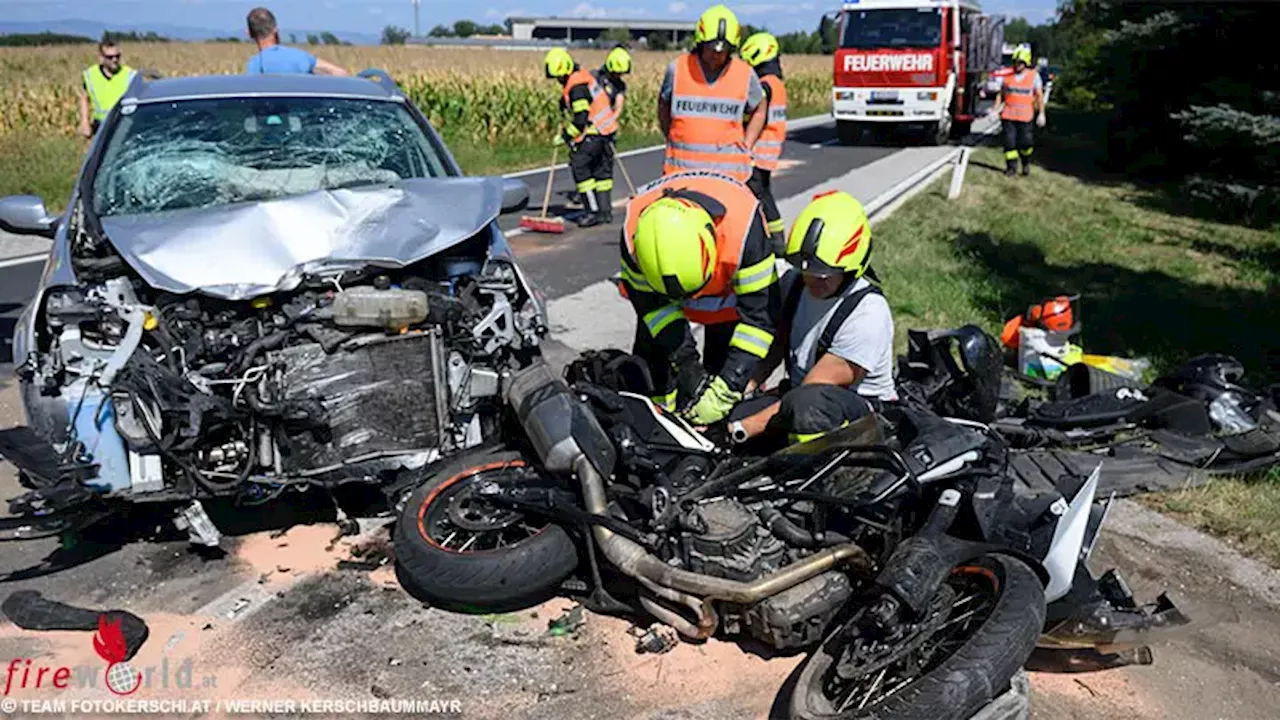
[394,449,579,612]
[790,554,1045,720]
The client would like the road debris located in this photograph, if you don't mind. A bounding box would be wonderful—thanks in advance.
[547,603,585,637]
[633,624,678,655]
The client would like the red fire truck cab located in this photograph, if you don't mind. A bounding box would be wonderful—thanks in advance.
[831,0,1004,145]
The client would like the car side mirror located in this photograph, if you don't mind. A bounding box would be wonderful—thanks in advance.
[0,195,58,239]
[501,178,530,214]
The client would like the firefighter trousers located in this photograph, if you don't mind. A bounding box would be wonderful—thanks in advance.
[747,167,785,252]
[1001,119,1034,171]
[569,134,615,216]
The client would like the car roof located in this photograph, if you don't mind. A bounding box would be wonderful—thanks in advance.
[122,73,402,105]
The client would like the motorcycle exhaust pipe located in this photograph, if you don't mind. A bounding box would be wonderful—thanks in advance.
[574,455,874,606]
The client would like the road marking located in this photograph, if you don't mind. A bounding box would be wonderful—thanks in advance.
[0,253,47,269]
[809,138,840,149]
[503,115,834,179]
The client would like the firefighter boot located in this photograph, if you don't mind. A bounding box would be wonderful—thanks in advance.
[577,190,603,227]
[1020,152,1032,176]
[1003,149,1018,177]
[598,189,613,224]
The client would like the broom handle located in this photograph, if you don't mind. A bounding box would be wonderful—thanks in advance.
[540,146,558,220]
[616,153,637,197]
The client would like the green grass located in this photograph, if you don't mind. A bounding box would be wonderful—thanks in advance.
[872,107,1280,565]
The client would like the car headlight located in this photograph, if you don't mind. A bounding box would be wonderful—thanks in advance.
[835,90,856,101]
[917,91,938,101]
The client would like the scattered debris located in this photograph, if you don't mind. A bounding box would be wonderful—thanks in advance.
[276,565,291,573]
[389,658,402,667]
[371,684,392,700]
[547,603,585,637]
[1074,678,1100,698]
[634,624,679,655]
[226,598,252,619]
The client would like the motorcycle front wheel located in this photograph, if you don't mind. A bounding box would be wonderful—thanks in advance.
[791,554,1045,720]
[394,449,580,612]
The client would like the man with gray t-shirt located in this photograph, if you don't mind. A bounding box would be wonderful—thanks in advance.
[724,190,896,447]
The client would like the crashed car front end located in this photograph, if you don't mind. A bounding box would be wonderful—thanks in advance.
[1,85,547,543]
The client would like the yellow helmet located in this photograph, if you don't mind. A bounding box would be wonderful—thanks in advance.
[544,48,574,79]
[740,32,779,67]
[694,4,742,52]
[632,196,718,298]
[785,191,873,278]
[1012,46,1032,66]
[605,46,632,74]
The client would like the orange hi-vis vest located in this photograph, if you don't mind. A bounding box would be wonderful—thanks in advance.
[1000,71,1038,123]
[752,74,787,172]
[592,69,622,136]
[564,68,619,142]
[664,55,754,182]
[624,171,761,324]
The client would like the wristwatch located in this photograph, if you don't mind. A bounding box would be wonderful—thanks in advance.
[729,421,749,445]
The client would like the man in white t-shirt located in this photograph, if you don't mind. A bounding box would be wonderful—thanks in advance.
[724,190,897,446]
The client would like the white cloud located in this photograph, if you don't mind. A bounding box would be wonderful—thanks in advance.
[569,2,607,18]
[668,1,688,12]
[486,7,528,18]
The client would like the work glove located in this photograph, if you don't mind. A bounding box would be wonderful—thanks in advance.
[1036,112,1047,128]
[681,375,743,426]
[552,132,566,147]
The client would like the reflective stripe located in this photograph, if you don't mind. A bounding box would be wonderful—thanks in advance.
[668,140,743,154]
[644,303,684,336]
[768,105,787,123]
[671,94,745,120]
[1020,147,1034,156]
[651,389,677,411]
[571,98,591,112]
[733,255,778,295]
[665,157,753,175]
[767,218,786,234]
[596,178,614,191]
[576,179,597,192]
[1004,149,1020,160]
[730,324,774,358]
[789,421,851,445]
[620,263,653,292]
[752,140,784,149]
[683,294,736,312]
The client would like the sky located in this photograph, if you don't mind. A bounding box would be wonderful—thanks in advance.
[0,0,1062,38]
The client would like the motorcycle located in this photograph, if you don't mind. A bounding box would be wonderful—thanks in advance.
[394,358,1188,720]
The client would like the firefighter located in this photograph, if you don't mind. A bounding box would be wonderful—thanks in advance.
[658,4,768,183]
[739,31,788,252]
[727,190,897,447]
[619,171,779,425]
[78,40,137,138]
[545,48,619,227]
[991,46,1046,177]
[585,45,632,220]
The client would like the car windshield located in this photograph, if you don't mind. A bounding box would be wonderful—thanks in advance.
[92,96,450,217]
[841,8,942,49]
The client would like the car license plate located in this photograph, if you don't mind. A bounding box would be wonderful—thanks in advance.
[870,91,899,102]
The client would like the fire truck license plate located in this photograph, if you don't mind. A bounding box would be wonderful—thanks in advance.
[870,91,899,102]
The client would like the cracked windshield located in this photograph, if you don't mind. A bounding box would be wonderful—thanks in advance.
[92,96,448,216]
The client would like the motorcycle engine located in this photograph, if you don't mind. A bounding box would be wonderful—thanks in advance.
[682,499,786,582]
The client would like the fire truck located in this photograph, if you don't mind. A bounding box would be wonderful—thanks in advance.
[831,0,1005,145]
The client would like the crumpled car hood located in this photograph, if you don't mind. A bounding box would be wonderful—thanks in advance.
[98,177,503,300]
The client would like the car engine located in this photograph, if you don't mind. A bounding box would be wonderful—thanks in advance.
[17,239,544,522]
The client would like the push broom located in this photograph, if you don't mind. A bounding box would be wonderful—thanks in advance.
[519,145,566,234]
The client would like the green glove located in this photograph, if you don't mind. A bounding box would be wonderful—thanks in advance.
[682,375,742,426]
[552,132,566,147]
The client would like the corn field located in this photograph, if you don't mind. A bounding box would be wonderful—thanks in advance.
[0,44,835,146]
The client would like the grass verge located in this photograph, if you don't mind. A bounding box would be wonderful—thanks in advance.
[870,107,1280,566]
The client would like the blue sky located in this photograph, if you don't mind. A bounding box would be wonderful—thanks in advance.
[1,0,1061,38]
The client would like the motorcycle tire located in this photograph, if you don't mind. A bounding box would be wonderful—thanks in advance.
[393,449,580,613]
[790,554,1045,720]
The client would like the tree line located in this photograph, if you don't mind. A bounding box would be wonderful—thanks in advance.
[1014,1,1279,226]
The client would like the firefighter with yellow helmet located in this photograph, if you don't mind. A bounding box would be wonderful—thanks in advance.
[739,31,788,251]
[578,45,633,223]
[725,190,898,447]
[619,171,779,425]
[544,47,619,227]
[991,46,1046,177]
[658,5,767,183]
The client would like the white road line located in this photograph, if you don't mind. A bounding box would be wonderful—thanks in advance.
[503,114,834,179]
[0,253,47,269]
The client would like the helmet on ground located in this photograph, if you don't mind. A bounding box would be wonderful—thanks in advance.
[632,196,718,298]
[544,48,574,78]
[740,32,780,67]
[784,190,873,278]
[1000,295,1078,349]
[605,46,633,74]
[1013,46,1032,66]
[695,4,742,52]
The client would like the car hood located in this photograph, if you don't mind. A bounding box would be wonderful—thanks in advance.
[98,177,503,300]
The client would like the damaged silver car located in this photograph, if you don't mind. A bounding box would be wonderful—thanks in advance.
[0,70,545,546]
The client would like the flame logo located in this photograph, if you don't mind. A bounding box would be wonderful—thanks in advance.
[93,615,127,664]
[834,225,865,264]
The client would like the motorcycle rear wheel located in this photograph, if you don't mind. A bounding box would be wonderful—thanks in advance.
[790,554,1044,720]
[394,449,580,612]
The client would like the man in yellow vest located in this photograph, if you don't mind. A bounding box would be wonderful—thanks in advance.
[546,48,621,227]
[78,40,137,138]
[991,47,1046,177]
[740,32,788,252]
[619,171,779,425]
[658,4,767,183]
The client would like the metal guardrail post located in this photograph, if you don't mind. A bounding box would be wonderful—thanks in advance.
[948,147,972,200]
